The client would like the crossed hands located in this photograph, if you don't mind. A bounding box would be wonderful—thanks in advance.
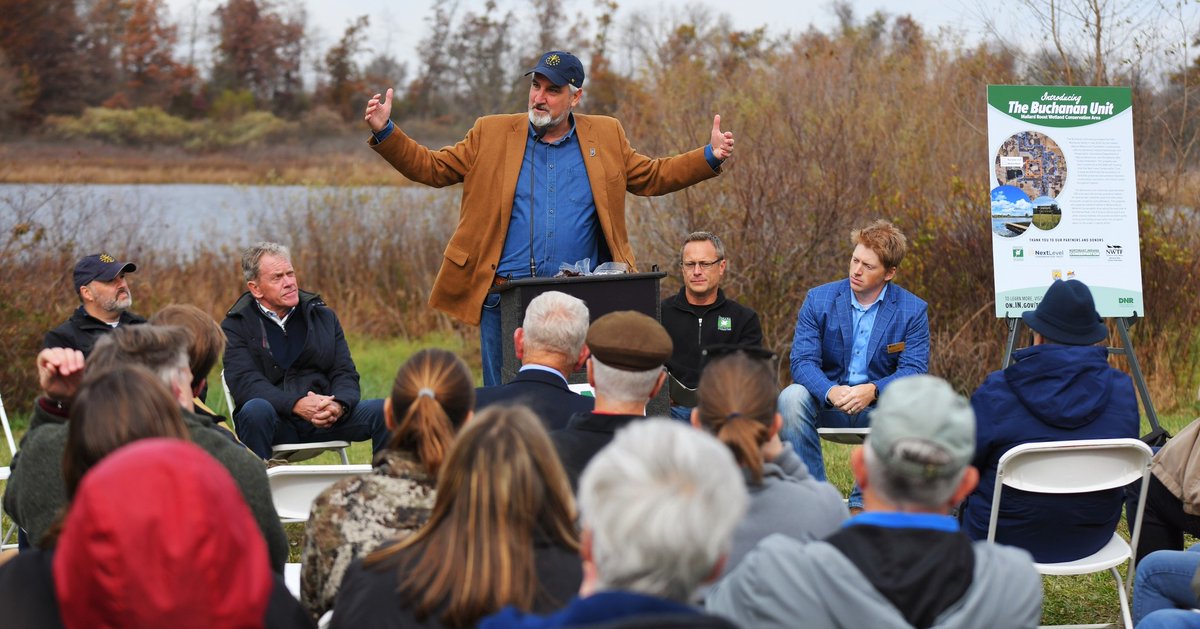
[293,391,343,428]
[37,347,86,403]
[827,383,877,416]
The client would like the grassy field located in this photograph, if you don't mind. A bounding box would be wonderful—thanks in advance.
[2,332,1196,624]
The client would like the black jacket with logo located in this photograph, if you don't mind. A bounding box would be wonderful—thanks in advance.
[660,288,763,391]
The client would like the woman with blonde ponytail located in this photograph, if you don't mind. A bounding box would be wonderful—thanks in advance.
[301,348,475,621]
[692,351,848,580]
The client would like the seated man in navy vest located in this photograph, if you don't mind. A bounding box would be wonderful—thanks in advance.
[221,242,388,460]
[474,290,593,431]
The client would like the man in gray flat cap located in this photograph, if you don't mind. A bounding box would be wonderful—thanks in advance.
[708,375,1042,629]
[550,310,672,489]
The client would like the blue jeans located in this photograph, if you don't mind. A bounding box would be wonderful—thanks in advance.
[669,404,693,423]
[1134,546,1200,625]
[1138,609,1200,628]
[234,398,389,460]
[480,292,503,386]
[778,383,869,509]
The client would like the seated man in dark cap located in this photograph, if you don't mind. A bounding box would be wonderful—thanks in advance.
[44,253,145,355]
[959,279,1139,562]
[550,310,673,489]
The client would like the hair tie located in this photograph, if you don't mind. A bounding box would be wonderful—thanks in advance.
[417,388,436,399]
[726,412,743,421]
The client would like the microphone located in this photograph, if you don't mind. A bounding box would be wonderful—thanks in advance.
[528,126,546,278]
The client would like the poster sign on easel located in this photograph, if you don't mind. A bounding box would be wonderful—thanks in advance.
[986,85,1143,318]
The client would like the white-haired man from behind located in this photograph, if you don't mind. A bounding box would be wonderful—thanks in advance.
[707,375,1043,629]
[474,290,594,431]
[481,419,746,628]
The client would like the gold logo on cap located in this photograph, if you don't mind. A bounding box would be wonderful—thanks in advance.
[99,254,115,263]
[547,54,561,66]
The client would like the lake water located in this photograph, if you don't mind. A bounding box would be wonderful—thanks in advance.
[0,183,452,257]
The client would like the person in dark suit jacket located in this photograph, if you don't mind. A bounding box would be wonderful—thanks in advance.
[474,291,593,431]
[778,220,929,511]
[550,311,672,490]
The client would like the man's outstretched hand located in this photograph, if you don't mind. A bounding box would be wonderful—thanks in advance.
[365,88,394,133]
[710,114,735,161]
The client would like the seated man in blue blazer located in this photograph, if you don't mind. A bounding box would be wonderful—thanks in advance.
[474,290,593,431]
[779,219,929,512]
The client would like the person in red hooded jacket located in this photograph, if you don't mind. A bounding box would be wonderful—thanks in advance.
[0,438,312,628]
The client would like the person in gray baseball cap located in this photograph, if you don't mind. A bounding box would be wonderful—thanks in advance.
[707,375,1042,629]
[43,253,146,356]
[960,278,1138,562]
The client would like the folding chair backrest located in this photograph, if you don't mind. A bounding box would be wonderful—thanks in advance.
[220,370,236,420]
[266,464,372,521]
[996,438,1152,494]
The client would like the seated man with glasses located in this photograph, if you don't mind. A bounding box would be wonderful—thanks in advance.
[778,219,929,513]
[660,231,762,422]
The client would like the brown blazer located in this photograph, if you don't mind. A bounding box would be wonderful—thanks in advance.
[371,113,719,324]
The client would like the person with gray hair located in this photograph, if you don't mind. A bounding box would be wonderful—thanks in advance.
[221,241,388,460]
[707,375,1042,629]
[474,291,594,431]
[3,324,289,572]
[481,419,745,628]
[660,231,762,421]
[551,311,672,490]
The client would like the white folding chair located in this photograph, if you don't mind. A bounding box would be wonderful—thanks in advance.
[986,438,1153,629]
[221,370,351,464]
[284,563,302,599]
[818,426,869,445]
[266,464,371,523]
[1,389,19,550]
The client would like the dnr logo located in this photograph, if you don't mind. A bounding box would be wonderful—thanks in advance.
[1118,297,1135,304]
[1012,247,1024,259]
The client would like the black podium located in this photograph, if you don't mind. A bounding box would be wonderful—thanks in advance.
[490,272,669,416]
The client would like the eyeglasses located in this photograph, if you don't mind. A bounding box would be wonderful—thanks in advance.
[680,258,724,270]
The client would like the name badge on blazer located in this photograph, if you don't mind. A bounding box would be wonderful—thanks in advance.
[886,342,906,354]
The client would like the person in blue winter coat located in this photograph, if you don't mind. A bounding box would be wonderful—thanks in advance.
[959,279,1139,562]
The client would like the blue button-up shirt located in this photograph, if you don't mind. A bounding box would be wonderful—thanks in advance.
[847,283,888,386]
[497,116,601,278]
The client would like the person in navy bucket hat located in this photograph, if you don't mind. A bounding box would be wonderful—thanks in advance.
[1021,279,1108,345]
[960,278,1139,563]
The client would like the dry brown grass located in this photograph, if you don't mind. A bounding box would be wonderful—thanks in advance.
[0,141,414,186]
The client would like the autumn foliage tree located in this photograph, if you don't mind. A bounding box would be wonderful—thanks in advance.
[320,15,370,121]
[210,0,306,114]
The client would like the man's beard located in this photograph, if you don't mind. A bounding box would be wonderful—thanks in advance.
[102,292,132,313]
[529,106,569,132]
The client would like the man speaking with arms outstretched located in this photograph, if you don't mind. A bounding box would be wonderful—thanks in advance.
[365,50,734,385]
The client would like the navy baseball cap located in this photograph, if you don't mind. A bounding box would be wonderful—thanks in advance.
[524,51,585,88]
[74,253,137,291]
